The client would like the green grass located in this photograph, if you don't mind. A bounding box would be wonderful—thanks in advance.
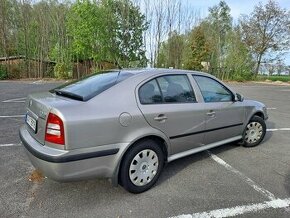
[257,75,290,82]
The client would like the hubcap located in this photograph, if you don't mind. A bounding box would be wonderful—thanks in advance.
[129,149,159,187]
[245,122,263,144]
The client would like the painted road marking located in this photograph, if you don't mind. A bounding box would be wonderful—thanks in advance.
[267,128,290,132]
[3,101,25,103]
[171,198,290,218]
[31,80,44,84]
[2,97,26,103]
[171,153,289,218]
[267,107,276,110]
[0,143,21,147]
[208,151,276,200]
[0,115,25,118]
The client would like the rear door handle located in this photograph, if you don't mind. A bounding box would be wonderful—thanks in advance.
[206,111,216,117]
[154,114,168,122]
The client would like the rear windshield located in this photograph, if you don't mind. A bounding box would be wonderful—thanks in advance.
[51,71,133,101]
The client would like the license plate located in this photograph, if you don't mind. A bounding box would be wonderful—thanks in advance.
[26,114,37,132]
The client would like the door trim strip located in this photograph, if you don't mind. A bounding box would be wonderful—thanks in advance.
[169,123,243,139]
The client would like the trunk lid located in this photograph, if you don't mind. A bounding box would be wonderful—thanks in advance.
[25,92,77,145]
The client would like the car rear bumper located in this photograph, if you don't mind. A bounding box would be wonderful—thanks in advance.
[19,125,126,182]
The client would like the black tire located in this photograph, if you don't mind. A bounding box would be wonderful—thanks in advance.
[242,116,266,147]
[119,139,164,193]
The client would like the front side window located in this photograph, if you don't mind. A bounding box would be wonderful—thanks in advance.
[193,75,233,102]
[139,74,196,104]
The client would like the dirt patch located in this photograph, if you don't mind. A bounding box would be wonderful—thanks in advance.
[226,80,290,86]
[28,169,44,183]
[254,81,290,86]
[0,78,70,83]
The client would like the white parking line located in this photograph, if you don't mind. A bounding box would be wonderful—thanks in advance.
[171,152,289,218]
[3,101,25,103]
[31,80,44,84]
[0,115,25,118]
[171,198,290,218]
[267,128,290,132]
[2,97,26,103]
[267,107,277,110]
[208,151,276,200]
[0,143,21,147]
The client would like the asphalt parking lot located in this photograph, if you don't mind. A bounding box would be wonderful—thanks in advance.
[0,80,289,218]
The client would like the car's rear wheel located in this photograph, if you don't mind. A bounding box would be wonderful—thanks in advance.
[242,116,266,147]
[120,139,164,193]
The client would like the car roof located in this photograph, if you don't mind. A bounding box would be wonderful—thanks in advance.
[116,68,213,77]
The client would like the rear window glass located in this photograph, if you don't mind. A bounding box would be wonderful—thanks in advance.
[51,71,133,101]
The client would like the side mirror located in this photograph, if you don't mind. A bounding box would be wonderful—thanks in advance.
[235,93,244,102]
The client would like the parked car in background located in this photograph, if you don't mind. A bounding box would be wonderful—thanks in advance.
[19,68,268,193]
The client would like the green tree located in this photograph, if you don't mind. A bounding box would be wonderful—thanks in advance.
[207,1,232,76]
[100,0,148,67]
[67,0,148,70]
[67,0,100,61]
[224,28,254,81]
[184,24,211,71]
[156,30,185,69]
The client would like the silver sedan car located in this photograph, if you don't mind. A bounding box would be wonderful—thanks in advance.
[19,69,268,193]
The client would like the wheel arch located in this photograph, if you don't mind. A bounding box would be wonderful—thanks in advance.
[245,109,265,126]
[252,111,265,120]
[111,134,169,186]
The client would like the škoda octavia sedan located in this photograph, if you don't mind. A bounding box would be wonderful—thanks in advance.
[20,69,268,193]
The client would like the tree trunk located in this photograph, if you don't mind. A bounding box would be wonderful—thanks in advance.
[77,56,80,79]
[255,54,263,77]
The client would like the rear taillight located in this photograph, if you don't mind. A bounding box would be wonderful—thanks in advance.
[45,113,65,145]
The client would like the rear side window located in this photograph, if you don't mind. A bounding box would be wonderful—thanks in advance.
[51,71,133,101]
[139,75,196,104]
[139,79,162,104]
[157,75,196,103]
[193,75,233,102]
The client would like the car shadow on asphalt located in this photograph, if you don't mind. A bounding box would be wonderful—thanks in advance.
[263,120,275,144]
[158,143,239,185]
[286,171,290,196]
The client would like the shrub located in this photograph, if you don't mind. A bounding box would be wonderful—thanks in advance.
[232,71,253,82]
[8,64,22,79]
[54,62,73,79]
[258,75,290,82]
[0,65,7,80]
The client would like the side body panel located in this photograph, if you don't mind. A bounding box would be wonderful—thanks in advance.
[137,103,205,155]
[135,73,206,155]
[202,101,245,144]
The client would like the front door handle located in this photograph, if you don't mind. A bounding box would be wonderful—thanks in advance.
[154,114,168,122]
[206,110,216,117]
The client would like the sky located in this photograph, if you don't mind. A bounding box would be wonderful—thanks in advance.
[186,0,290,65]
[187,0,289,19]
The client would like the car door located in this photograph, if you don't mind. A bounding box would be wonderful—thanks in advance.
[193,75,245,145]
[137,74,206,155]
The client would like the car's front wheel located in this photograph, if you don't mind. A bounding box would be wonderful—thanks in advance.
[242,116,266,147]
[120,139,164,193]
